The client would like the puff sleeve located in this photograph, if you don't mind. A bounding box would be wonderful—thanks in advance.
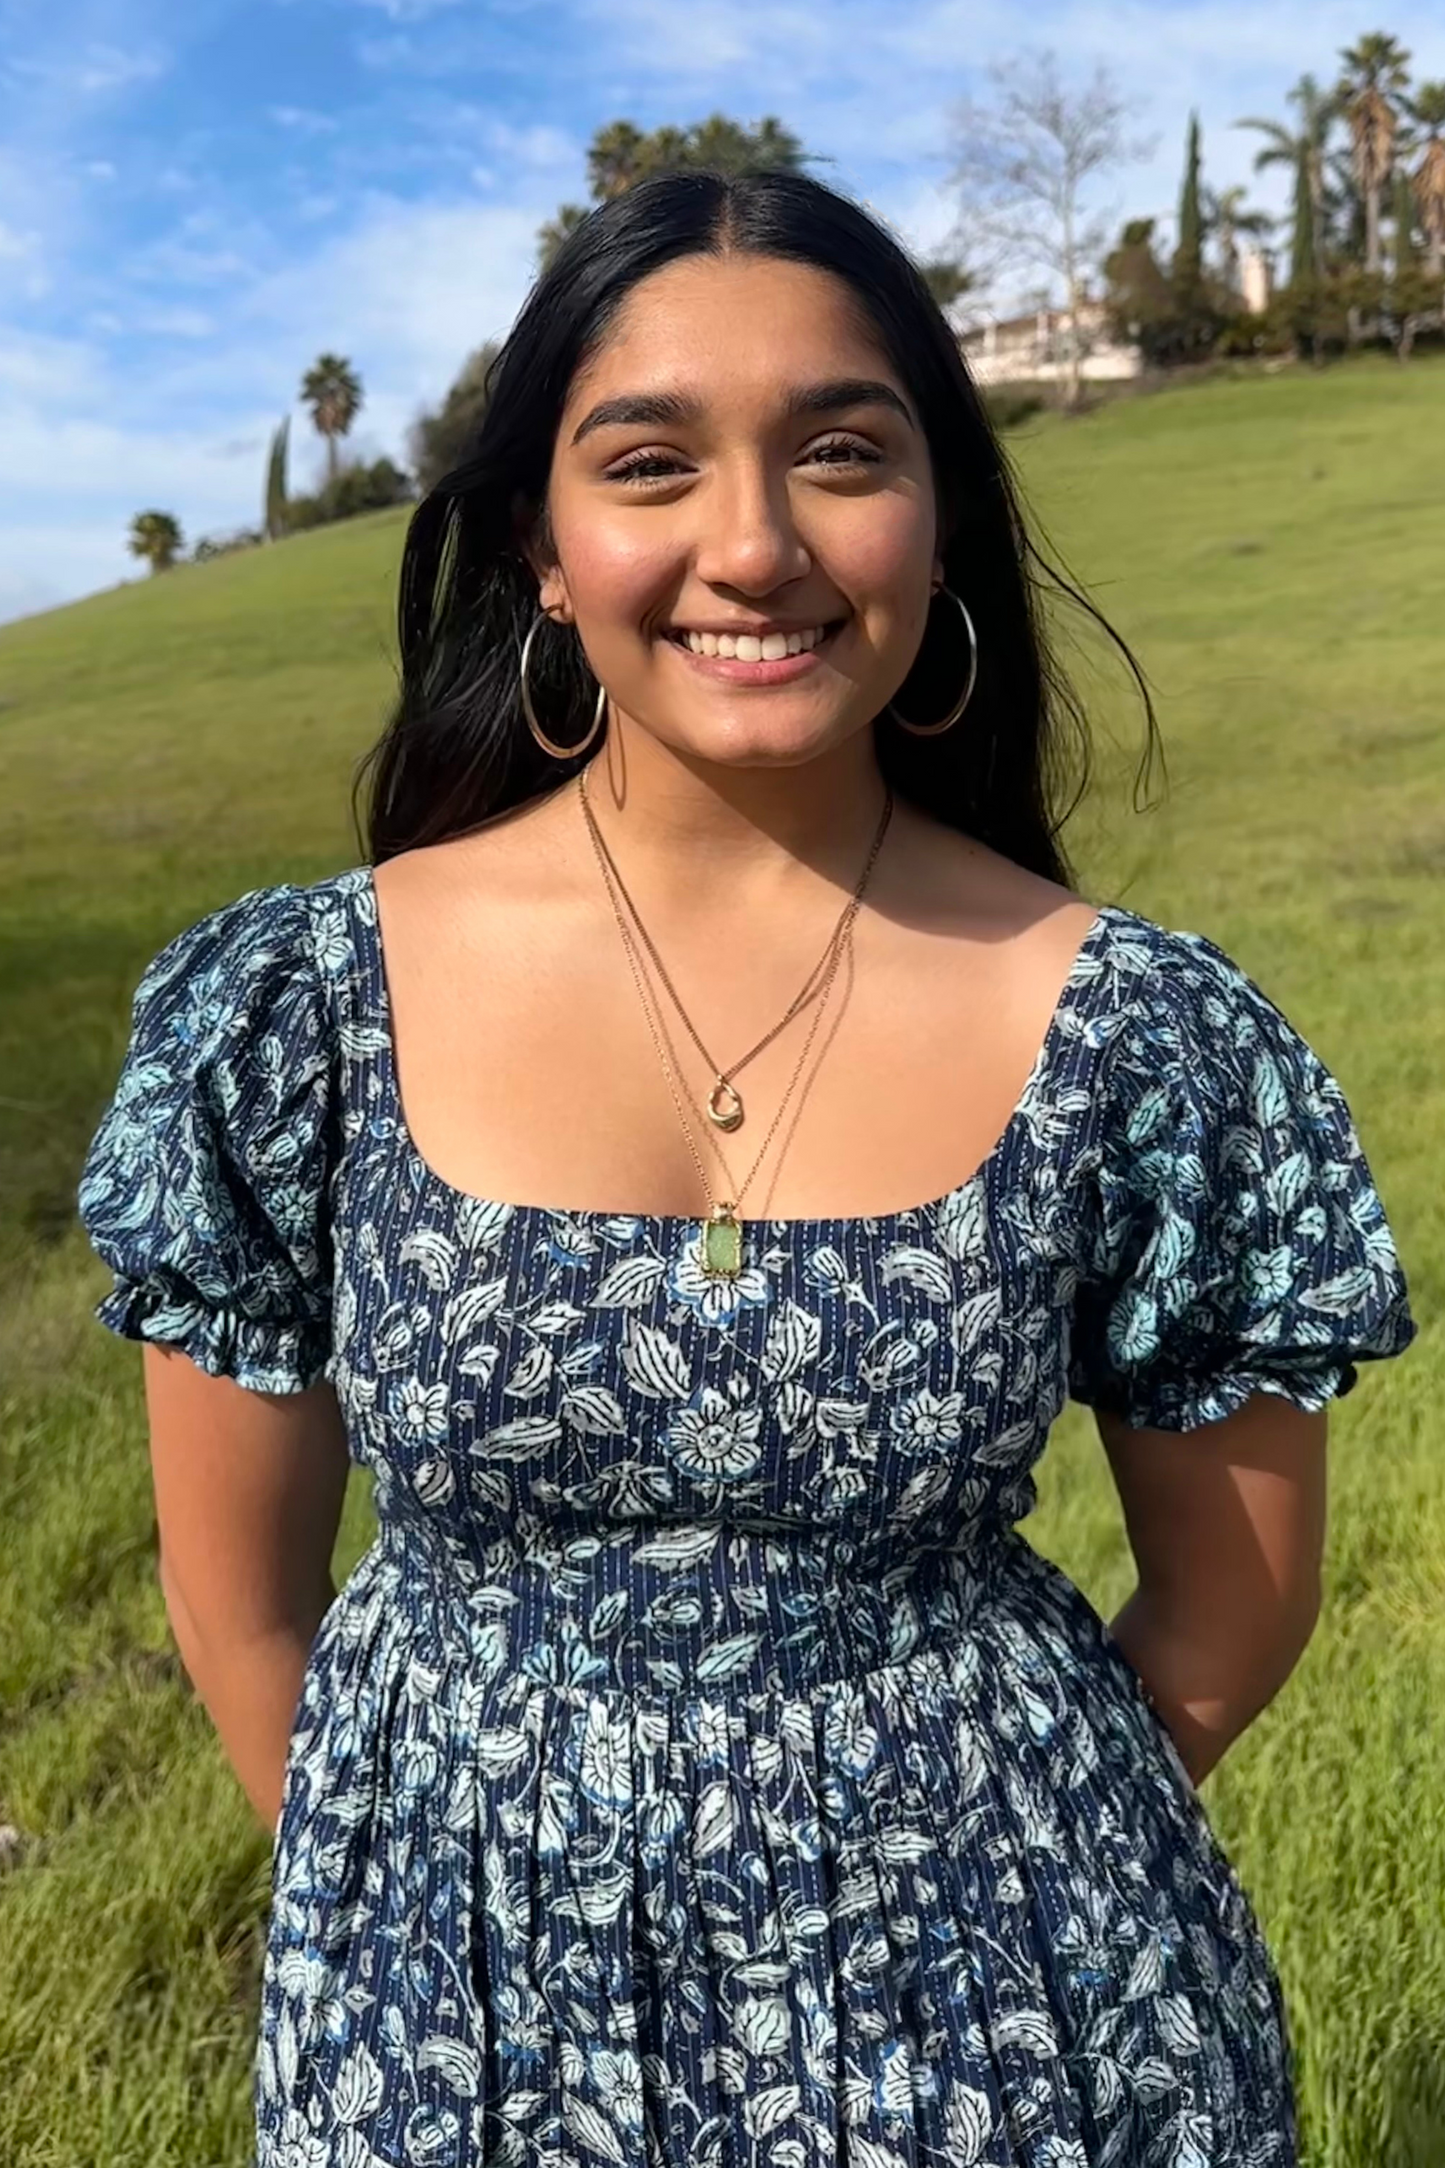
[77,883,337,1394]
[1067,925,1417,1431]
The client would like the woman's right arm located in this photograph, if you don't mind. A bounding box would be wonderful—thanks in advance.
[142,1343,352,1831]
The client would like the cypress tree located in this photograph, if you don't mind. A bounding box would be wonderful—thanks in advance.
[1175,111,1204,291]
[264,417,290,542]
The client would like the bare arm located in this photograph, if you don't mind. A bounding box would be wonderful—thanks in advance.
[1098,1392,1328,1787]
[142,1343,352,1830]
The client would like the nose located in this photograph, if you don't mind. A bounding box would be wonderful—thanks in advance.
[691,456,812,597]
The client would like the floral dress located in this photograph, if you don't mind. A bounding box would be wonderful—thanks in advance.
[77,867,1417,2168]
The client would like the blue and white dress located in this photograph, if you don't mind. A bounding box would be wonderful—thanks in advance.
[78,867,1417,2168]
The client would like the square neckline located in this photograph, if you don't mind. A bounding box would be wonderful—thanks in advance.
[351,865,1123,1235]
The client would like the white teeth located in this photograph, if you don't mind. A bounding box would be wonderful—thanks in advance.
[679,624,831,658]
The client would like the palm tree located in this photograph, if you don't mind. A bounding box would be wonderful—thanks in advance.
[1407,81,1445,276]
[1238,76,1337,287]
[1202,183,1274,295]
[300,354,364,485]
[1336,33,1412,275]
[127,510,183,574]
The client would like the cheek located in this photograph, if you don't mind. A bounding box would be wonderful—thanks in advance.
[552,514,676,634]
[818,492,934,616]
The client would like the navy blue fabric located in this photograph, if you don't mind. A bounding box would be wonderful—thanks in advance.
[78,869,1417,2166]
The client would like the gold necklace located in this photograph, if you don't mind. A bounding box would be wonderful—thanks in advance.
[577,771,894,1276]
[577,762,891,1131]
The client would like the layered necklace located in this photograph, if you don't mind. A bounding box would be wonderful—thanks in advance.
[576,765,894,1277]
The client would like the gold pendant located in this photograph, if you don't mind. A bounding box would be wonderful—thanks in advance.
[707,1077,744,1132]
[700,1204,743,1277]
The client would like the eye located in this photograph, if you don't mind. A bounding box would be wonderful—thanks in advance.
[804,435,883,470]
[604,450,689,485]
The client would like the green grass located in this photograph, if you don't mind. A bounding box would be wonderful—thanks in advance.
[1,353,1442,2165]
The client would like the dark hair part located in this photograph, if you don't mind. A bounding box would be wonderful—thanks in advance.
[355,169,1161,884]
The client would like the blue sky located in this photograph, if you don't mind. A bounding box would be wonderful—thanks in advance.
[2,0,1441,623]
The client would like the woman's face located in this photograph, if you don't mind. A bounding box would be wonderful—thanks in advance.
[535,252,943,770]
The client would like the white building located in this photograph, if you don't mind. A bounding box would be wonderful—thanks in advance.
[957,291,1143,387]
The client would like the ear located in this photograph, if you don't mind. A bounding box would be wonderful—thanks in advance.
[513,491,573,624]
[930,554,945,595]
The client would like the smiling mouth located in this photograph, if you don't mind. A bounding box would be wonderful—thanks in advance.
[662,620,846,661]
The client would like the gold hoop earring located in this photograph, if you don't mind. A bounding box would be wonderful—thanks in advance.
[519,611,608,761]
[885,586,979,738]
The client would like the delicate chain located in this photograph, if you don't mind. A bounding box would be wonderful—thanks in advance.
[577,774,891,1216]
[578,762,892,1101]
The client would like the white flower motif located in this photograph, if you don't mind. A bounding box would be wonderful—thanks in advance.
[666,1388,763,1482]
[666,1243,771,1326]
[888,1387,966,1453]
[577,1709,633,1811]
[394,1377,450,1445]
[589,2045,645,2130]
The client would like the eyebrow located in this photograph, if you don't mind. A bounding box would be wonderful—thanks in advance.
[569,376,915,445]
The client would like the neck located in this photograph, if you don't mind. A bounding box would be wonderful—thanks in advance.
[575,712,895,920]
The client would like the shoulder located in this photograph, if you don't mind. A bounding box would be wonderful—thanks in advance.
[123,865,374,1071]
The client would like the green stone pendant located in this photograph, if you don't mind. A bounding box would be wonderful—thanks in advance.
[700,1207,743,1278]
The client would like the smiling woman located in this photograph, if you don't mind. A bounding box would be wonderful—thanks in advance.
[74,169,1417,2168]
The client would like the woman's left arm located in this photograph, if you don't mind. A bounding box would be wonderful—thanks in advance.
[1097,1394,1328,1787]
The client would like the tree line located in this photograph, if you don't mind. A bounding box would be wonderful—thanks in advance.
[127,50,1444,576]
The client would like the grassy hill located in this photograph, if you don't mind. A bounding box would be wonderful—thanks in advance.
[0,355,1442,2164]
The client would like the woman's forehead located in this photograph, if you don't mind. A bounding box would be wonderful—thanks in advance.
[564,254,900,414]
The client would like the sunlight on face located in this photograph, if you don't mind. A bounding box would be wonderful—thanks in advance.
[537,253,942,770]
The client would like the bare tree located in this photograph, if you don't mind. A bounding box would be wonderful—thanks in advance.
[948,50,1155,409]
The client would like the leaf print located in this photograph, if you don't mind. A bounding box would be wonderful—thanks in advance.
[1124,1083,1172,1148]
[562,2097,627,2165]
[530,1299,587,1335]
[972,1417,1039,1470]
[989,2007,1060,2059]
[592,1254,670,1308]
[693,1782,738,1856]
[1130,2057,1181,2101]
[943,2084,995,2164]
[859,1330,925,1390]
[620,1319,692,1398]
[1156,1994,1203,2056]
[933,1179,988,1264]
[1123,1940,1167,1999]
[735,1996,790,2058]
[412,1458,454,1508]
[441,1278,509,1341]
[476,1412,562,1459]
[803,1241,849,1294]
[1249,1050,1290,1131]
[416,2035,481,2096]
[397,1227,460,1291]
[561,1385,628,1436]
[816,1398,870,1437]
[1264,1149,1314,1220]
[742,2082,801,2139]
[849,2139,910,2168]
[1299,1264,1379,1315]
[879,1244,954,1302]
[775,1379,814,1436]
[761,1299,823,1383]
[455,1196,516,1251]
[455,1341,500,1381]
[632,1526,718,1569]
[503,1343,553,1398]
[473,1727,531,1776]
[696,1631,764,1682]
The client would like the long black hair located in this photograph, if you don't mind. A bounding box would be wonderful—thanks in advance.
[355,169,1162,884]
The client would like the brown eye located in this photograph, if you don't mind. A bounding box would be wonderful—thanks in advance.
[606,452,688,484]
[806,436,882,468]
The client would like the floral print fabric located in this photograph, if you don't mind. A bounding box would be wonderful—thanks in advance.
[78,868,1417,2167]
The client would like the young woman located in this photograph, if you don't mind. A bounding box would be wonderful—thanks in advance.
[79,171,1416,2167]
